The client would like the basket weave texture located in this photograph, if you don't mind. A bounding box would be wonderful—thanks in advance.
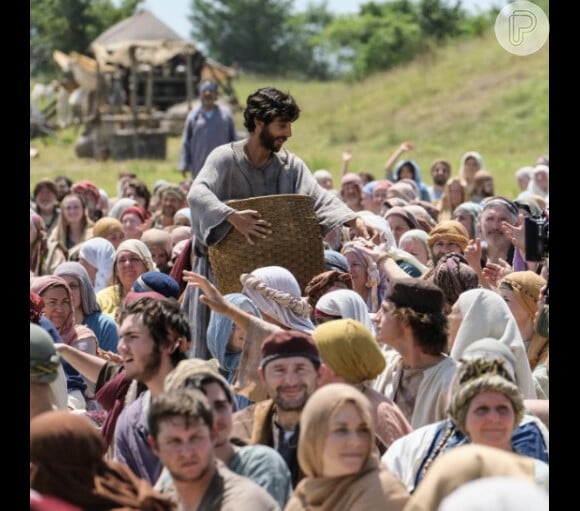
[208,194,325,295]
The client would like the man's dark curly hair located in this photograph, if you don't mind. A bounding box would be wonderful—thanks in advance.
[243,87,300,132]
[119,297,189,367]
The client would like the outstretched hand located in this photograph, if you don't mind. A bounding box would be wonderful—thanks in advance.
[349,216,377,241]
[342,148,353,162]
[182,270,230,314]
[399,141,414,153]
[464,238,483,271]
[481,259,512,288]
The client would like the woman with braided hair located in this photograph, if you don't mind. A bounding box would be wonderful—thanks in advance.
[382,339,549,493]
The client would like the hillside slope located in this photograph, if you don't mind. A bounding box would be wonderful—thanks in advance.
[31,30,548,198]
[234,30,548,198]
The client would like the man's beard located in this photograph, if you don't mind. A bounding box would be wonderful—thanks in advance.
[138,348,162,383]
[259,126,285,153]
[171,459,213,483]
[274,385,310,411]
[484,231,511,252]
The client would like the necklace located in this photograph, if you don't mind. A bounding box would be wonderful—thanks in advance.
[418,422,457,483]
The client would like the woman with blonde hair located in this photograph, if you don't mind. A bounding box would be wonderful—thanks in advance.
[435,177,468,222]
[47,192,94,261]
[285,383,409,511]
[92,216,125,249]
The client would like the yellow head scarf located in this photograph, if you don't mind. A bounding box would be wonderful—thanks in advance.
[499,270,546,319]
[312,319,385,383]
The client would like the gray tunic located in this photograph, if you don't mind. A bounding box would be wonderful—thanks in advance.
[184,140,357,359]
[178,104,237,179]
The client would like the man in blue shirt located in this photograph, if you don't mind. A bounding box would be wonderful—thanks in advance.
[179,79,237,179]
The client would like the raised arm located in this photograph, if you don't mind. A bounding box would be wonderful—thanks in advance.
[182,270,253,332]
[384,141,414,179]
[341,148,353,176]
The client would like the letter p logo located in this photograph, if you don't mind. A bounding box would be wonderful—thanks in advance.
[495,1,549,56]
[509,10,537,46]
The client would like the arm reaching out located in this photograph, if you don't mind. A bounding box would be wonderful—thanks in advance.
[54,343,107,385]
[182,270,253,332]
[341,148,353,176]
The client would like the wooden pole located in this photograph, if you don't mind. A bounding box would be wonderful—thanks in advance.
[185,50,193,111]
[145,65,153,114]
[129,45,139,158]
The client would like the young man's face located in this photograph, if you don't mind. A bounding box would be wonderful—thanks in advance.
[431,163,450,186]
[118,313,161,383]
[151,417,215,483]
[202,382,233,448]
[373,301,404,350]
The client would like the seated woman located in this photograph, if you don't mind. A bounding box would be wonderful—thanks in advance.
[96,238,157,322]
[285,383,409,511]
[382,339,549,493]
[304,268,353,314]
[30,275,99,406]
[54,261,119,353]
[341,239,389,314]
[78,237,116,293]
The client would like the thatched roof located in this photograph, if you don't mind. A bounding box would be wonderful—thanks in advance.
[90,10,197,68]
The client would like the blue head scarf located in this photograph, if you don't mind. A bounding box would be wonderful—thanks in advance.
[206,293,262,383]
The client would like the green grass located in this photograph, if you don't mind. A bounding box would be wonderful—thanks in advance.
[30,30,548,199]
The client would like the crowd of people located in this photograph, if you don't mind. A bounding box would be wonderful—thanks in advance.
[30,83,549,510]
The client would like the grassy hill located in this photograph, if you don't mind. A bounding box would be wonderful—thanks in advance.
[30,29,548,199]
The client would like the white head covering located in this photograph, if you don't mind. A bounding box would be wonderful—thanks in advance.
[174,207,192,223]
[450,288,536,399]
[79,237,116,293]
[313,169,333,182]
[240,265,314,333]
[527,164,549,198]
[438,476,549,511]
[114,239,157,272]
[314,288,375,334]
[459,151,484,182]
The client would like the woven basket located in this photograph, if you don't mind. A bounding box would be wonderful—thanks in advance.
[208,194,325,295]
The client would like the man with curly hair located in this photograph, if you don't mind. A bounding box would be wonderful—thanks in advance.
[184,86,376,359]
[371,278,458,429]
